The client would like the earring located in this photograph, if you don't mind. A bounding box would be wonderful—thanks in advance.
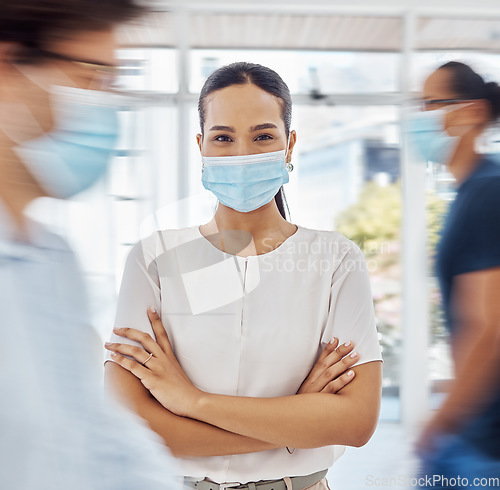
[285,157,294,173]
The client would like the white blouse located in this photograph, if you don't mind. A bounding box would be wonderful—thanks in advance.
[105,224,382,483]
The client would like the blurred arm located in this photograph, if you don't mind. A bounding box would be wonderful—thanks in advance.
[431,267,500,432]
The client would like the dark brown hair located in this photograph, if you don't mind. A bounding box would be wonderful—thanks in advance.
[1,1,145,60]
[439,61,500,120]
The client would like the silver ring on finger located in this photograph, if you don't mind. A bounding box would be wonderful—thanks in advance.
[142,352,154,366]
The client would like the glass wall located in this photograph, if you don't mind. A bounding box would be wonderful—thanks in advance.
[31,8,500,427]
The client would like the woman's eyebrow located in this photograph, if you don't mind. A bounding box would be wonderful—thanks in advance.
[209,125,235,132]
[250,123,278,132]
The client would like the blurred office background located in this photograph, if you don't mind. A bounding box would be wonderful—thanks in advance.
[26,0,500,487]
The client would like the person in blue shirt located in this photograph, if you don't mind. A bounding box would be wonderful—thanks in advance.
[409,61,500,486]
[0,2,178,489]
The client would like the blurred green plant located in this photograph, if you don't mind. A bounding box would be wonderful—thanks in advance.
[335,181,449,385]
[426,191,449,254]
[336,181,401,256]
[336,181,448,256]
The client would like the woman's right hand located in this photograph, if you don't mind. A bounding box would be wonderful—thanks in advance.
[297,339,358,394]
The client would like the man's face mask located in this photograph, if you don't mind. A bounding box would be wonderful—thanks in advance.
[13,85,120,199]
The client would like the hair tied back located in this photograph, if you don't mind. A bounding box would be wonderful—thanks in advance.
[484,81,500,120]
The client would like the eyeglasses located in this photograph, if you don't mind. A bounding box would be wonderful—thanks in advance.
[34,48,119,90]
[420,98,478,111]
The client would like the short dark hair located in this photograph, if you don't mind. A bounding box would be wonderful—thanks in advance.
[198,61,293,137]
[0,1,145,59]
[438,61,500,120]
[198,62,293,220]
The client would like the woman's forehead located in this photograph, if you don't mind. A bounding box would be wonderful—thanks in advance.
[204,84,283,125]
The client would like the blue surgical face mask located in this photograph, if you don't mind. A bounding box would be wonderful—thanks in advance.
[406,109,460,164]
[407,102,476,165]
[14,85,119,199]
[201,149,291,213]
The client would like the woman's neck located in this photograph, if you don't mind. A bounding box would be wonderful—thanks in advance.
[200,199,297,256]
[211,200,292,236]
[447,129,483,185]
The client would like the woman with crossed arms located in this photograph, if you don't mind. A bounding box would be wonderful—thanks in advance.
[105,62,383,489]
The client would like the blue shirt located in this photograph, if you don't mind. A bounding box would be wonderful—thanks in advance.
[435,155,500,459]
[0,204,179,489]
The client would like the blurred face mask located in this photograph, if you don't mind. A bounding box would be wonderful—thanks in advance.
[406,109,459,164]
[14,85,119,199]
[201,149,291,213]
[406,104,473,164]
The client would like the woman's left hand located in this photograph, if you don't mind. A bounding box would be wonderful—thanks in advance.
[104,307,201,417]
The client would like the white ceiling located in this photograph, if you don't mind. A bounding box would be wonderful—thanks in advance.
[120,2,500,51]
[143,0,500,11]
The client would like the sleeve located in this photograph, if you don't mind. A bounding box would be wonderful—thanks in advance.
[453,178,500,276]
[321,241,383,367]
[104,233,162,364]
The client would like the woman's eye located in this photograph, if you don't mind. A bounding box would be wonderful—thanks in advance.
[213,135,232,142]
[255,134,273,141]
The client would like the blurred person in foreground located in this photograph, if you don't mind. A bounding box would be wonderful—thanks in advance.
[408,61,500,484]
[0,2,178,489]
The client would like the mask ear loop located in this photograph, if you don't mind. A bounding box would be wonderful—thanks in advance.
[443,102,475,138]
[0,100,43,144]
[285,137,294,172]
[13,62,76,93]
[0,61,65,144]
